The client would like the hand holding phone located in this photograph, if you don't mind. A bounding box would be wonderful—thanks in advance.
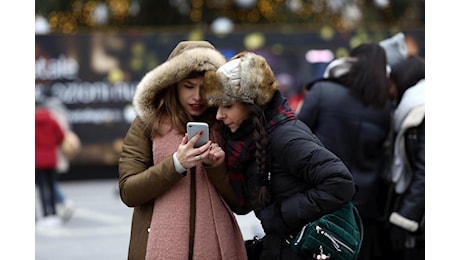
[186,122,209,148]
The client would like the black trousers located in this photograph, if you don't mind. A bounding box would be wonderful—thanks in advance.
[35,168,58,217]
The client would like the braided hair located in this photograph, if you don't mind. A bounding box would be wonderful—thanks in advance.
[246,104,271,208]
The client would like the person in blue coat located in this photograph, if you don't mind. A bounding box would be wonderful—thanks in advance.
[202,51,356,259]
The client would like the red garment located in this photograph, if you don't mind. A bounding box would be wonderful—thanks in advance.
[288,92,304,112]
[35,108,65,169]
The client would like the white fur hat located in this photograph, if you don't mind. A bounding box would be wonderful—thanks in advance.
[203,52,279,106]
[379,32,408,67]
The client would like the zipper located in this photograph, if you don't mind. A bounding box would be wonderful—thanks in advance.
[315,225,354,253]
[293,224,308,245]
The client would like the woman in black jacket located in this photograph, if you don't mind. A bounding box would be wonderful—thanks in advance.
[297,43,393,260]
[202,51,356,259]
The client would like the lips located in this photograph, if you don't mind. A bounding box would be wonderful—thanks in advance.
[190,104,203,111]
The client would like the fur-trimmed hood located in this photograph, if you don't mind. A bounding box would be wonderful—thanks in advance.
[133,41,226,122]
[203,52,279,107]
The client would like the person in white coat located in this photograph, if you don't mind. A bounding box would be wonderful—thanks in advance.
[385,55,425,260]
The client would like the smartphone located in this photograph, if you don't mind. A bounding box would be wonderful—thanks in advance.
[186,122,209,148]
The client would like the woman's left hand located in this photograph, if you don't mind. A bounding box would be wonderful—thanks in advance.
[201,142,225,167]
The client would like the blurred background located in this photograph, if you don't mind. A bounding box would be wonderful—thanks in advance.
[34,1,425,259]
[35,0,425,180]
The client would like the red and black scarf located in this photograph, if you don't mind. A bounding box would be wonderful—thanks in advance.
[223,91,296,208]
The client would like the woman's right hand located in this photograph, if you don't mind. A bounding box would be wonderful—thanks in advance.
[175,132,211,169]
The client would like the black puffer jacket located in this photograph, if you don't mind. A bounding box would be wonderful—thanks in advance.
[242,93,356,259]
[297,79,392,220]
[255,120,356,227]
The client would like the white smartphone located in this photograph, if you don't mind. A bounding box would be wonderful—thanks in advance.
[186,122,209,148]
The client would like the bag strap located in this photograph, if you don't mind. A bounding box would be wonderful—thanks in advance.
[352,205,364,260]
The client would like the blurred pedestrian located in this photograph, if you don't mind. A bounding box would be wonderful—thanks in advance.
[35,101,65,229]
[118,41,247,260]
[297,42,395,260]
[45,96,79,222]
[384,56,425,260]
[202,51,356,259]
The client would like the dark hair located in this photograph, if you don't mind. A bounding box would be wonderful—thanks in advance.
[245,103,271,207]
[390,56,425,103]
[335,43,390,108]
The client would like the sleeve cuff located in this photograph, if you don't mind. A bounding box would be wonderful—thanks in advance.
[173,152,187,176]
[389,212,419,232]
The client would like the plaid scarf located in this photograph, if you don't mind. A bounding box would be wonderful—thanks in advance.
[223,91,296,208]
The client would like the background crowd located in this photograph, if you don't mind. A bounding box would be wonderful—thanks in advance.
[35,31,424,260]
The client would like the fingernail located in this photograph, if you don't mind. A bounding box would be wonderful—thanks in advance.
[199,131,203,135]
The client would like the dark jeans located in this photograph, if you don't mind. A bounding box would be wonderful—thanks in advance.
[54,183,65,204]
[35,168,58,217]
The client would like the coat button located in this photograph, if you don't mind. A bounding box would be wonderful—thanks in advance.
[147,227,151,232]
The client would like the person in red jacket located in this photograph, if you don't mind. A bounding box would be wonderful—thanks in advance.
[35,103,65,228]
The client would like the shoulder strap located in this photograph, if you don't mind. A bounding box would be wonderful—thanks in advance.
[352,204,364,260]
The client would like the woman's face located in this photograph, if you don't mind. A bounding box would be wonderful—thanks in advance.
[177,77,208,117]
[216,102,250,133]
[388,77,398,102]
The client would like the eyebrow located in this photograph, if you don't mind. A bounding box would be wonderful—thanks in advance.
[182,79,203,87]
[183,78,198,84]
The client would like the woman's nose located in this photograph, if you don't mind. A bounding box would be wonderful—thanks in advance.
[216,108,224,120]
[193,88,202,100]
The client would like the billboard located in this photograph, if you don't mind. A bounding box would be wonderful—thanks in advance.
[35,30,424,175]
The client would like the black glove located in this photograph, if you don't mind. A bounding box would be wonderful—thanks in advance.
[389,224,409,251]
[259,201,291,236]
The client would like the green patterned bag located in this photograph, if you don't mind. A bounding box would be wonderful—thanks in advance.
[289,202,364,260]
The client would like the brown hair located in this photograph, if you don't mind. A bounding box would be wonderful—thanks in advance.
[150,71,220,137]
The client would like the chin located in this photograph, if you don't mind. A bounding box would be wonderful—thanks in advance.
[189,110,204,117]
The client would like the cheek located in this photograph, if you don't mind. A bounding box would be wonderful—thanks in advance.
[389,85,397,100]
[177,87,186,100]
[239,111,250,122]
[234,114,247,126]
[178,94,187,107]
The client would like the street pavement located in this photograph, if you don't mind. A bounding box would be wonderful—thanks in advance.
[35,179,264,260]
